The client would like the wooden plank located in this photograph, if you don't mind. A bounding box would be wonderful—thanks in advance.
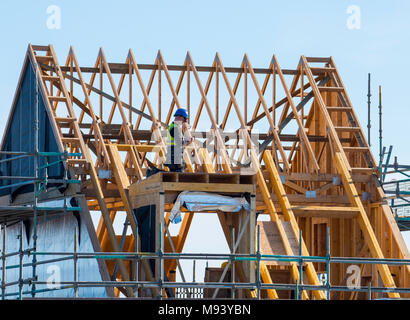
[291,206,359,218]
[48,96,67,102]
[243,54,290,171]
[199,148,214,173]
[59,63,326,75]
[279,172,371,183]
[350,167,378,175]
[42,75,60,82]
[326,107,352,112]
[157,52,201,166]
[343,147,369,152]
[178,173,209,183]
[208,173,240,184]
[187,53,232,173]
[257,221,299,265]
[31,44,50,51]
[77,196,115,297]
[314,182,334,194]
[162,182,254,193]
[334,126,361,133]
[318,86,344,92]
[117,144,164,158]
[193,62,216,130]
[248,75,324,128]
[309,67,336,73]
[249,59,274,131]
[251,152,309,299]
[165,211,195,276]
[305,57,331,63]
[99,48,144,179]
[85,146,135,296]
[69,47,110,167]
[284,181,307,194]
[259,262,279,299]
[35,55,54,62]
[128,49,167,161]
[61,137,80,144]
[272,54,319,172]
[264,193,351,205]
[329,56,375,163]
[67,158,88,165]
[301,56,351,172]
[106,144,158,296]
[98,211,117,252]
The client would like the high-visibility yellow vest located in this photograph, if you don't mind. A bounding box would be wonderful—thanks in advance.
[167,122,175,146]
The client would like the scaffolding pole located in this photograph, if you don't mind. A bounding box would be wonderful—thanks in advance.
[1,220,410,300]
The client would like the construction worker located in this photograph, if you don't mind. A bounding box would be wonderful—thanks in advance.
[165,108,194,172]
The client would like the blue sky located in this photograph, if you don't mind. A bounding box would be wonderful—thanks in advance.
[1,1,409,157]
[0,0,409,282]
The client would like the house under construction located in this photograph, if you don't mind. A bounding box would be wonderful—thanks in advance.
[0,44,409,300]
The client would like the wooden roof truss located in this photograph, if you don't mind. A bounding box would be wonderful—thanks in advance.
[20,44,410,299]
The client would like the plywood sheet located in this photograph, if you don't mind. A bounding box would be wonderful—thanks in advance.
[257,221,300,266]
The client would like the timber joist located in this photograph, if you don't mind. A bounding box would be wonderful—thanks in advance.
[21,43,410,299]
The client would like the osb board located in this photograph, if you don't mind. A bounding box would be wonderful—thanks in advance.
[130,192,158,209]
[257,221,300,266]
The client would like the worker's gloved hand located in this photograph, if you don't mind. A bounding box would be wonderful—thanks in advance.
[172,215,182,224]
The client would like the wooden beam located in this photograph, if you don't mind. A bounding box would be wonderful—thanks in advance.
[187,52,232,173]
[60,63,329,75]
[106,144,158,296]
[242,54,290,171]
[273,55,319,173]
[291,206,359,218]
[284,181,307,194]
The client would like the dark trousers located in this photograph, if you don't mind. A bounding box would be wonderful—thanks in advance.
[164,164,183,172]
[165,145,183,172]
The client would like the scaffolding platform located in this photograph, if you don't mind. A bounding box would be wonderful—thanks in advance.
[129,172,257,298]
[130,171,255,195]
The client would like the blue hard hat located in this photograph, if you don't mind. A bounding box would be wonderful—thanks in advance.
[174,108,188,119]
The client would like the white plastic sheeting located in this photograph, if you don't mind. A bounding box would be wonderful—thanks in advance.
[170,191,250,224]
[2,212,108,298]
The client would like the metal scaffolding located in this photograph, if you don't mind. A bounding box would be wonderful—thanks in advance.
[0,67,82,298]
[379,146,410,231]
[1,222,410,300]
